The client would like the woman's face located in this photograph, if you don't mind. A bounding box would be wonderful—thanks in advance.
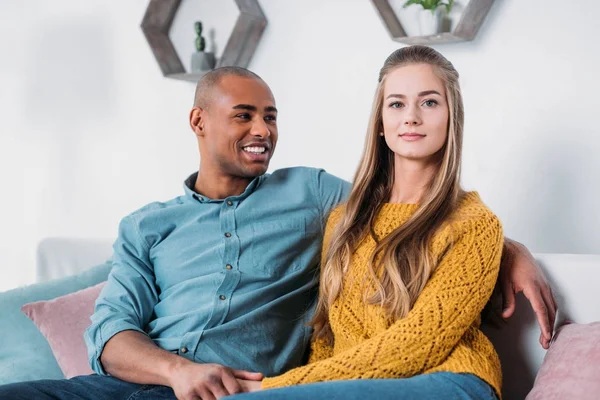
[381,63,449,164]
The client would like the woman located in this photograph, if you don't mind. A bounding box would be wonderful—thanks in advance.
[236,45,502,399]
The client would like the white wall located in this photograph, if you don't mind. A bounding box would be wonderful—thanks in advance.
[1,0,599,291]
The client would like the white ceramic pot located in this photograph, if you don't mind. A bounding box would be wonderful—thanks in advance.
[418,7,443,36]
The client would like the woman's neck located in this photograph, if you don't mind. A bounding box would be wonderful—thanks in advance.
[389,158,437,204]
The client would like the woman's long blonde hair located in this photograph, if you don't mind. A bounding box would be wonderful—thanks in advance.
[312,46,465,341]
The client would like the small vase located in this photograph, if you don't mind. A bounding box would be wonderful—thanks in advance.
[417,7,443,36]
[191,52,216,72]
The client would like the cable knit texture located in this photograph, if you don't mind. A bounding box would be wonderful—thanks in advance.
[262,192,503,397]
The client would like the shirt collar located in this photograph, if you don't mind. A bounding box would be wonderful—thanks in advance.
[183,172,265,203]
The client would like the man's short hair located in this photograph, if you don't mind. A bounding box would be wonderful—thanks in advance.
[193,66,263,108]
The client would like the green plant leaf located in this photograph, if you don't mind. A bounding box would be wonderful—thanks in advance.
[402,0,423,9]
[442,0,454,12]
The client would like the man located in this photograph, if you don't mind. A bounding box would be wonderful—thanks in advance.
[0,67,556,400]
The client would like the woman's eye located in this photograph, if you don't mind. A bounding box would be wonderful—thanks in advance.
[423,100,438,107]
[389,102,404,108]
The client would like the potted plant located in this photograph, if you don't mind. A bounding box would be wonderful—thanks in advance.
[191,21,216,72]
[403,0,454,36]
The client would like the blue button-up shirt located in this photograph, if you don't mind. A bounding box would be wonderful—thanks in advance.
[85,167,350,377]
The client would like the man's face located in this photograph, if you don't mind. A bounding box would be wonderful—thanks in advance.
[194,76,278,179]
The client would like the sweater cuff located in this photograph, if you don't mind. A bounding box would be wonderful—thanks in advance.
[261,376,289,390]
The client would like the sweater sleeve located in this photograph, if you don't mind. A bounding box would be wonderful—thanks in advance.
[305,207,341,364]
[307,337,334,364]
[262,213,503,388]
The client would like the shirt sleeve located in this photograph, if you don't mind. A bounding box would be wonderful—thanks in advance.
[84,214,159,375]
[262,214,503,388]
[312,169,351,224]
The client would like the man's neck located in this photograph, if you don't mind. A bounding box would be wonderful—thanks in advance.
[194,168,254,200]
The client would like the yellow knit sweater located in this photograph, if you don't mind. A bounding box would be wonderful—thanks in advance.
[262,192,504,396]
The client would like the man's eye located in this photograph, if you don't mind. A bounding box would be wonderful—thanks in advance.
[423,100,438,107]
[236,113,251,119]
[265,115,277,122]
[389,102,403,108]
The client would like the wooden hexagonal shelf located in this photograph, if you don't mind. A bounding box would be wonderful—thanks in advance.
[371,0,494,45]
[141,0,267,82]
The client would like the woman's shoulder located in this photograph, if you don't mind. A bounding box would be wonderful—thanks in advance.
[430,191,503,263]
[444,191,503,238]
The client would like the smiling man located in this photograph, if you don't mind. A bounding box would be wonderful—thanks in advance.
[0,67,556,400]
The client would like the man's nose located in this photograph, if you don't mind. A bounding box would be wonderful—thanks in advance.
[251,118,271,138]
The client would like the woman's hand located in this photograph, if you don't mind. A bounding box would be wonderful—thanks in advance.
[238,379,263,393]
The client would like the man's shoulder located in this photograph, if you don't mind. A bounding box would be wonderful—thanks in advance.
[122,195,189,223]
[266,166,323,180]
[265,166,348,187]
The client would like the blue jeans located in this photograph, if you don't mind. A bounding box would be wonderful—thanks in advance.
[0,372,497,400]
[227,373,498,400]
[0,374,176,400]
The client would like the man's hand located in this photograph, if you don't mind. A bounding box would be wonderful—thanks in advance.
[168,360,263,400]
[500,238,558,349]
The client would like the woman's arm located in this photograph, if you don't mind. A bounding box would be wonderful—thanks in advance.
[262,213,503,389]
[307,337,334,364]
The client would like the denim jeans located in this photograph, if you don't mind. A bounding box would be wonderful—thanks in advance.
[0,374,176,400]
[227,372,498,400]
[0,372,497,400]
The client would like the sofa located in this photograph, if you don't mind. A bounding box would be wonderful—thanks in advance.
[1,238,598,399]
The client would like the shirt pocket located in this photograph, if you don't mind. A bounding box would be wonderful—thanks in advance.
[250,218,307,276]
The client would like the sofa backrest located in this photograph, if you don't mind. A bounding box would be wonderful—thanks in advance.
[34,241,599,399]
[483,253,600,400]
[36,237,113,282]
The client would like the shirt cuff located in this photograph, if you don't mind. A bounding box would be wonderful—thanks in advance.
[89,320,148,376]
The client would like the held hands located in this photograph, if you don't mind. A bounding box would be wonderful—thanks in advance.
[500,238,558,349]
[168,360,263,400]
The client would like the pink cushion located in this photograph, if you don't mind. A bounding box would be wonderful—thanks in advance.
[21,282,105,378]
[526,322,600,400]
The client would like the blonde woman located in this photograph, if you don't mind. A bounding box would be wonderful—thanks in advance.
[234,46,504,399]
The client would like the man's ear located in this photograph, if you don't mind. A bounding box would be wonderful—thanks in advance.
[189,107,205,138]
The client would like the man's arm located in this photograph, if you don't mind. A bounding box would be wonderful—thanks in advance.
[102,331,262,400]
[101,330,183,386]
[313,169,351,223]
[85,216,261,400]
[499,237,558,349]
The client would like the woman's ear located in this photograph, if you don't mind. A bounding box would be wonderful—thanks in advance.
[189,107,204,138]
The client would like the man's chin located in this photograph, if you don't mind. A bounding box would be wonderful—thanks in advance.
[240,163,269,178]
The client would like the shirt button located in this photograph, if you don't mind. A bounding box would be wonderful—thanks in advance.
[224,232,231,238]
[225,264,233,270]
[180,347,188,354]
[219,295,226,300]
[226,200,233,206]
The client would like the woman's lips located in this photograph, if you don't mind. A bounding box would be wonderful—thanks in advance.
[400,133,426,142]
